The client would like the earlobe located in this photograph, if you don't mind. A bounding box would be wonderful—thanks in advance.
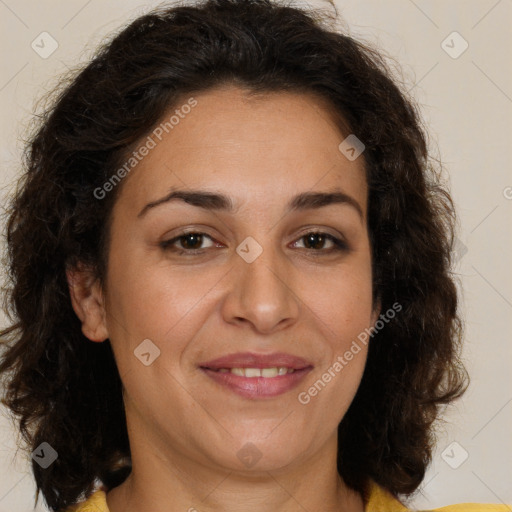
[66,263,109,342]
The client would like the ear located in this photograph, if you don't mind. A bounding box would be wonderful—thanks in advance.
[66,263,109,342]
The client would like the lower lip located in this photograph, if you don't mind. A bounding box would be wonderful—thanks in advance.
[201,367,313,399]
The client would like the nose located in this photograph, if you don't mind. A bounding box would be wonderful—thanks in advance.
[221,238,300,334]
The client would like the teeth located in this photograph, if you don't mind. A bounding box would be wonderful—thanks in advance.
[261,368,278,378]
[216,367,295,377]
[245,368,263,378]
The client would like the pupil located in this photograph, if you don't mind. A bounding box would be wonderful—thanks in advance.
[305,233,324,249]
[183,234,202,249]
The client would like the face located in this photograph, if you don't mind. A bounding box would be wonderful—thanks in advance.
[70,85,380,475]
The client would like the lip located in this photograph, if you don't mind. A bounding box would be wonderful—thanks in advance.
[199,352,313,399]
[199,351,312,370]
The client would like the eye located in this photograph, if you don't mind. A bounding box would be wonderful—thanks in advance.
[292,231,348,254]
[159,230,349,256]
[159,232,216,254]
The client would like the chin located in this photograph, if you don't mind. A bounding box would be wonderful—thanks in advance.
[216,436,309,474]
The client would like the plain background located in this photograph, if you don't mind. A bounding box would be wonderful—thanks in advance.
[0,0,511,510]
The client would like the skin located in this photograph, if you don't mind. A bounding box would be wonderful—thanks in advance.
[68,84,380,512]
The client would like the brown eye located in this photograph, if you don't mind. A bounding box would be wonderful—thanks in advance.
[160,232,216,254]
[294,232,348,253]
[159,230,348,256]
[178,233,205,250]
[303,233,329,250]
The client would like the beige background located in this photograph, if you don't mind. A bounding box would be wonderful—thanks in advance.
[0,0,511,510]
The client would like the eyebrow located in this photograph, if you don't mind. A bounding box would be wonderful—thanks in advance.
[137,188,364,220]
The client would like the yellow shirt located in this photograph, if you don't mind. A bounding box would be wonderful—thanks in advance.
[65,480,511,512]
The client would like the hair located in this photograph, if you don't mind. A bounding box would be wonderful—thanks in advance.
[0,0,469,510]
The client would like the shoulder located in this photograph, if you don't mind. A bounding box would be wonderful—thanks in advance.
[64,489,109,512]
[63,483,511,512]
[430,505,511,512]
[365,480,511,512]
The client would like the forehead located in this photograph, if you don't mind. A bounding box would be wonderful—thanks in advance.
[116,85,367,217]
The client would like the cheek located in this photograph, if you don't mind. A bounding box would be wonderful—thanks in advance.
[305,260,375,340]
[295,260,373,407]
[103,251,227,375]
[105,244,204,331]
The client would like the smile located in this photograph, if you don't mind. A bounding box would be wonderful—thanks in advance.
[214,367,296,377]
[199,351,313,399]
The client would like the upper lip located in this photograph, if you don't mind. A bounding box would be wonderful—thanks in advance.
[199,352,313,370]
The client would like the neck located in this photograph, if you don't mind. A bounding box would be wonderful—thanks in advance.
[106,434,364,512]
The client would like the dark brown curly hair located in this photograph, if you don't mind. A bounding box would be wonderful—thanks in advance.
[0,0,469,510]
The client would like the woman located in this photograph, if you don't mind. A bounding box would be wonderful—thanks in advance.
[0,0,509,511]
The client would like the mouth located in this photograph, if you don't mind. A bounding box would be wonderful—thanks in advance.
[199,352,313,399]
[208,366,297,377]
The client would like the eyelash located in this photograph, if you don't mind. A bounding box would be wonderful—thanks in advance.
[159,230,349,256]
